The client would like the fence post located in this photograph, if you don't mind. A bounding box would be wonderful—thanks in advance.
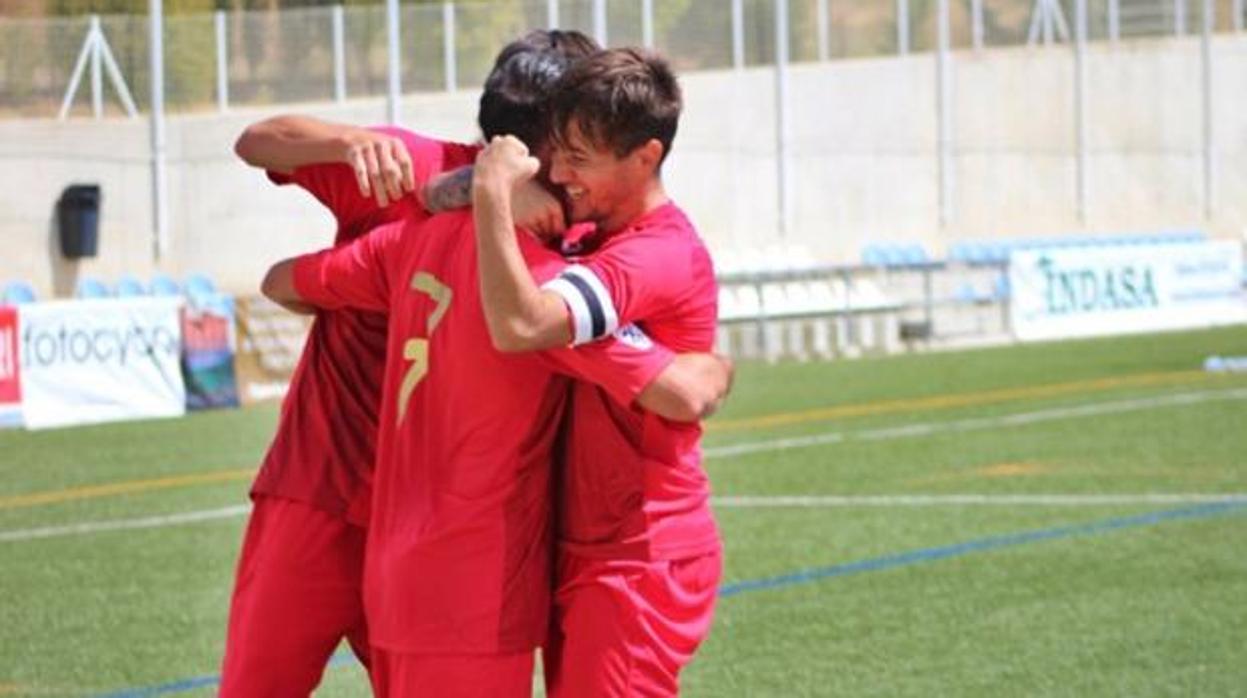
[1235,0,1244,32]
[1175,0,1187,35]
[897,0,909,55]
[732,0,744,69]
[1108,0,1120,42]
[215,10,228,112]
[642,0,654,48]
[149,0,169,260]
[332,5,346,102]
[547,0,559,28]
[816,0,829,61]
[774,0,792,240]
[1075,0,1088,223]
[443,2,457,92]
[386,0,400,124]
[936,0,952,227]
[972,0,984,51]
[1201,0,1214,219]
[90,16,102,118]
[593,0,607,46]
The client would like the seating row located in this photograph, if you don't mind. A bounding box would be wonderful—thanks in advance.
[1,274,218,305]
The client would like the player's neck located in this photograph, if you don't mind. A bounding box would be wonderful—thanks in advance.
[601,179,668,235]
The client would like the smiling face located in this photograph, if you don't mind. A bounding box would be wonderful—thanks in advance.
[549,119,664,234]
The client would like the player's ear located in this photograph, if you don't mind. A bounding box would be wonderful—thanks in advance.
[635,138,664,171]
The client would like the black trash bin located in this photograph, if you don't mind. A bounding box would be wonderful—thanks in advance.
[58,184,101,259]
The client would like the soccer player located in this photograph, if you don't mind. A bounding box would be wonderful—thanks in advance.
[472,48,723,697]
[220,122,478,695]
[219,29,705,696]
[252,36,731,697]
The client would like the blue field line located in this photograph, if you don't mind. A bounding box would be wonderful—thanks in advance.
[718,500,1247,598]
[94,652,359,698]
[92,501,1247,697]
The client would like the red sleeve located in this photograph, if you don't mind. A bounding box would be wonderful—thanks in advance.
[292,220,405,312]
[542,227,715,346]
[540,326,676,406]
[269,128,477,229]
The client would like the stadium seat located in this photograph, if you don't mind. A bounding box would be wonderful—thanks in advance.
[184,273,217,300]
[76,278,110,299]
[115,276,146,298]
[149,274,181,297]
[2,281,36,305]
[861,243,888,267]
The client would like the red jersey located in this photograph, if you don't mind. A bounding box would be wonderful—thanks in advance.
[292,211,675,654]
[543,202,721,560]
[250,128,479,523]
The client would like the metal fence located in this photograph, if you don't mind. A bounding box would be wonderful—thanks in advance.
[2,0,1244,119]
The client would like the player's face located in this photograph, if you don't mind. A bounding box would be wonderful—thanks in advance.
[550,120,652,234]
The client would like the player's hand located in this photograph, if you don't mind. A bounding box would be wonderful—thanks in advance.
[512,180,567,240]
[474,135,540,196]
[339,129,416,209]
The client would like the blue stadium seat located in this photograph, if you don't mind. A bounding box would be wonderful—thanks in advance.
[861,244,888,267]
[992,274,1012,301]
[115,276,146,298]
[76,278,111,299]
[2,281,36,305]
[149,274,181,297]
[899,244,928,266]
[184,273,216,300]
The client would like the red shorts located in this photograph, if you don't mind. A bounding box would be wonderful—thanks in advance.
[544,549,723,698]
[219,495,369,697]
[369,648,534,698]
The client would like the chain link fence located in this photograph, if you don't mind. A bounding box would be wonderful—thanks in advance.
[0,0,1242,118]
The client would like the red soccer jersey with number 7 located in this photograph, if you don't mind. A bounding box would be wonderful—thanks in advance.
[292,210,675,655]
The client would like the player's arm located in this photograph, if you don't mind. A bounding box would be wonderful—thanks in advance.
[637,353,734,421]
[424,164,566,238]
[472,136,580,351]
[234,114,415,207]
[261,259,315,315]
[261,222,400,315]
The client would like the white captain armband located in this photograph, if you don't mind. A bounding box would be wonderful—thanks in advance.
[541,264,620,345]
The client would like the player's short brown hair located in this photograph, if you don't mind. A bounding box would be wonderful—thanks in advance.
[552,48,682,165]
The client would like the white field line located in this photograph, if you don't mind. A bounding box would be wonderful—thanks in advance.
[5,387,1246,544]
[713,494,1247,508]
[704,387,1247,459]
[0,504,250,543]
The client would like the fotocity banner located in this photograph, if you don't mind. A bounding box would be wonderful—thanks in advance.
[0,307,21,427]
[1009,241,1247,342]
[19,297,187,429]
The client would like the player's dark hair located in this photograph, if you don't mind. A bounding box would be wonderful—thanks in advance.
[551,48,682,166]
[478,30,600,151]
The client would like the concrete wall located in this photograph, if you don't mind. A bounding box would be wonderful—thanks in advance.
[2,35,1245,297]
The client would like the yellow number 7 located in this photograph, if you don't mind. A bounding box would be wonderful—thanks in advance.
[397,272,452,425]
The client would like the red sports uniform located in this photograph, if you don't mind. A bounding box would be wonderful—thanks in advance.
[219,128,477,696]
[291,210,677,697]
[539,202,723,698]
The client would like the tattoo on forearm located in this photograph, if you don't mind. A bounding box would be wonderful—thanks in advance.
[422,166,475,213]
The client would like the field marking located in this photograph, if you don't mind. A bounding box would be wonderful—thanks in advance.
[4,385,1244,515]
[88,499,1247,697]
[714,494,1247,508]
[718,500,1247,597]
[0,469,255,511]
[708,369,1212,432]
[0,505,249,543]
[704,386,1247,459]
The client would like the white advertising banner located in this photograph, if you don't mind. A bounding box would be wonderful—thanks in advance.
[19,297,187,430]
[1009,241,1247,341]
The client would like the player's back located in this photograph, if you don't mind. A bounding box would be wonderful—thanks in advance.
[366,210,570,655]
